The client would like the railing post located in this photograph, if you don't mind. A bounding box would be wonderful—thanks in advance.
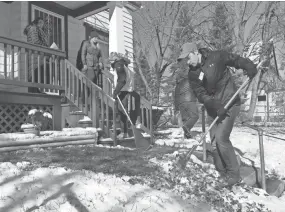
[11,45,14,79]
[258,129,266,190]
[201,105,207,162]
[4,44,7,79]
[150,101,153,145]
[113,101,117,146]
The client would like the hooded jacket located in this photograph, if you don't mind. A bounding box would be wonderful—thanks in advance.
[188,48,257,114]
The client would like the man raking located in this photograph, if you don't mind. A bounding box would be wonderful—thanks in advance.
[177,42,257,187]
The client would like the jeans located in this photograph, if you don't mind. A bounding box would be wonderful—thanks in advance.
[207,104,240,178]
[178,101,199,131]
[81,66,101,105]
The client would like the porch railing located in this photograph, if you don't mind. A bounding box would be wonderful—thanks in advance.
[64,59,117,145]
[0,36,66,93]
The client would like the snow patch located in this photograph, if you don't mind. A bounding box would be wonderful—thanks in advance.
[152,106,164,110]
[28,109,38,115]
[20,123,34,129]
[78,116,92,122]
[43,112,52,119]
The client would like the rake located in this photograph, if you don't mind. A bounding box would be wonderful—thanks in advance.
[177,77,251,170]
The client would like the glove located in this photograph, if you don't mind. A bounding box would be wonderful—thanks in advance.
[244,62,258,79]
[82,65,88,74]
[113,91,119,100]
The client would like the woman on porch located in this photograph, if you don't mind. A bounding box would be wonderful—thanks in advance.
[24,17,49,93]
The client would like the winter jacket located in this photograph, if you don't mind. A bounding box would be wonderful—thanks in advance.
[174,68,197,110]
[24,25,48,47]
[188,48,257,112]
[24,24,48,81]
[81,40,103,67]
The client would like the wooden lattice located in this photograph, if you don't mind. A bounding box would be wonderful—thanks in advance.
[0,104,53,133]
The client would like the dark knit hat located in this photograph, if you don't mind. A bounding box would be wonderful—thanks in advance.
[90,31,99,39]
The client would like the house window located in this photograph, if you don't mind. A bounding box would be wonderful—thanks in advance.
[0,49,19,79]
[31,5,65,50]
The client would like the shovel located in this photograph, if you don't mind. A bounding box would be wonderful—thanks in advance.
[116,95,151,151]
[177,77,251,169]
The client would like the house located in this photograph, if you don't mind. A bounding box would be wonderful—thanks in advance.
[242,41,285,122]
[0,1,153,145]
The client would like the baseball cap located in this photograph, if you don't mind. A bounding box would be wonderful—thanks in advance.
[177,42,198,61]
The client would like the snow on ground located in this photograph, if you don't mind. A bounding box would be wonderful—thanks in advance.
[0,125,285,211]
[0,162,204,212]
[0,127,98,141]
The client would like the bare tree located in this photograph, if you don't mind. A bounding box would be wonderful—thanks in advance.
[224,1,285,120]
[132,1,184,105]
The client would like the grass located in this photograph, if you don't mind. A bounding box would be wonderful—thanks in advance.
[0,145,179,177]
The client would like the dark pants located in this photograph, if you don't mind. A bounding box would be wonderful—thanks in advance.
[117,91,141,134]
[178,101,199,131]
[81,67,101,105]
[207,104,240,178]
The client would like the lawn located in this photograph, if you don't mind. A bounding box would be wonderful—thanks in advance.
[0,125,285,212]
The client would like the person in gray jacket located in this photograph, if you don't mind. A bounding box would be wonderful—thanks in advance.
[81,31,104,106]
[174,62,199,139]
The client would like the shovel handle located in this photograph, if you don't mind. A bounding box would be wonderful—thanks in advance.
[185,78,251,159]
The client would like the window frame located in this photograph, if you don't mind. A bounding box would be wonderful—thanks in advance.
[31,5,65,51]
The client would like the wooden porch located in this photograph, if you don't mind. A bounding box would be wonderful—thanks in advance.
[0,36,153,146]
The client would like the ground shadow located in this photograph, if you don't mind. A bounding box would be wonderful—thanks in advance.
[25,182,90,212]
[0,173,25,187]
[0,171,79,212]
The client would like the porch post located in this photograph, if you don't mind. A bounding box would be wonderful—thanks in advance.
[107,2,136,87]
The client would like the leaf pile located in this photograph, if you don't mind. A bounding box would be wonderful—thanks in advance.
[140,151,272,212]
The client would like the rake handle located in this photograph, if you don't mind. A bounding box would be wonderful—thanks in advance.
[116,95,134,126]
[185,78,251,159]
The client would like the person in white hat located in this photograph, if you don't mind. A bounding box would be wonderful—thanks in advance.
[177,42,257,187]
[109,52,141,139]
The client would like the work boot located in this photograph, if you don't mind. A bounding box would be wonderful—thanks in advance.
[182,126,192,139]
[219,174,242,187]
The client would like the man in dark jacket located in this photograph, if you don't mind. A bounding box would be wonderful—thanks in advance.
[177,42,257,186]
